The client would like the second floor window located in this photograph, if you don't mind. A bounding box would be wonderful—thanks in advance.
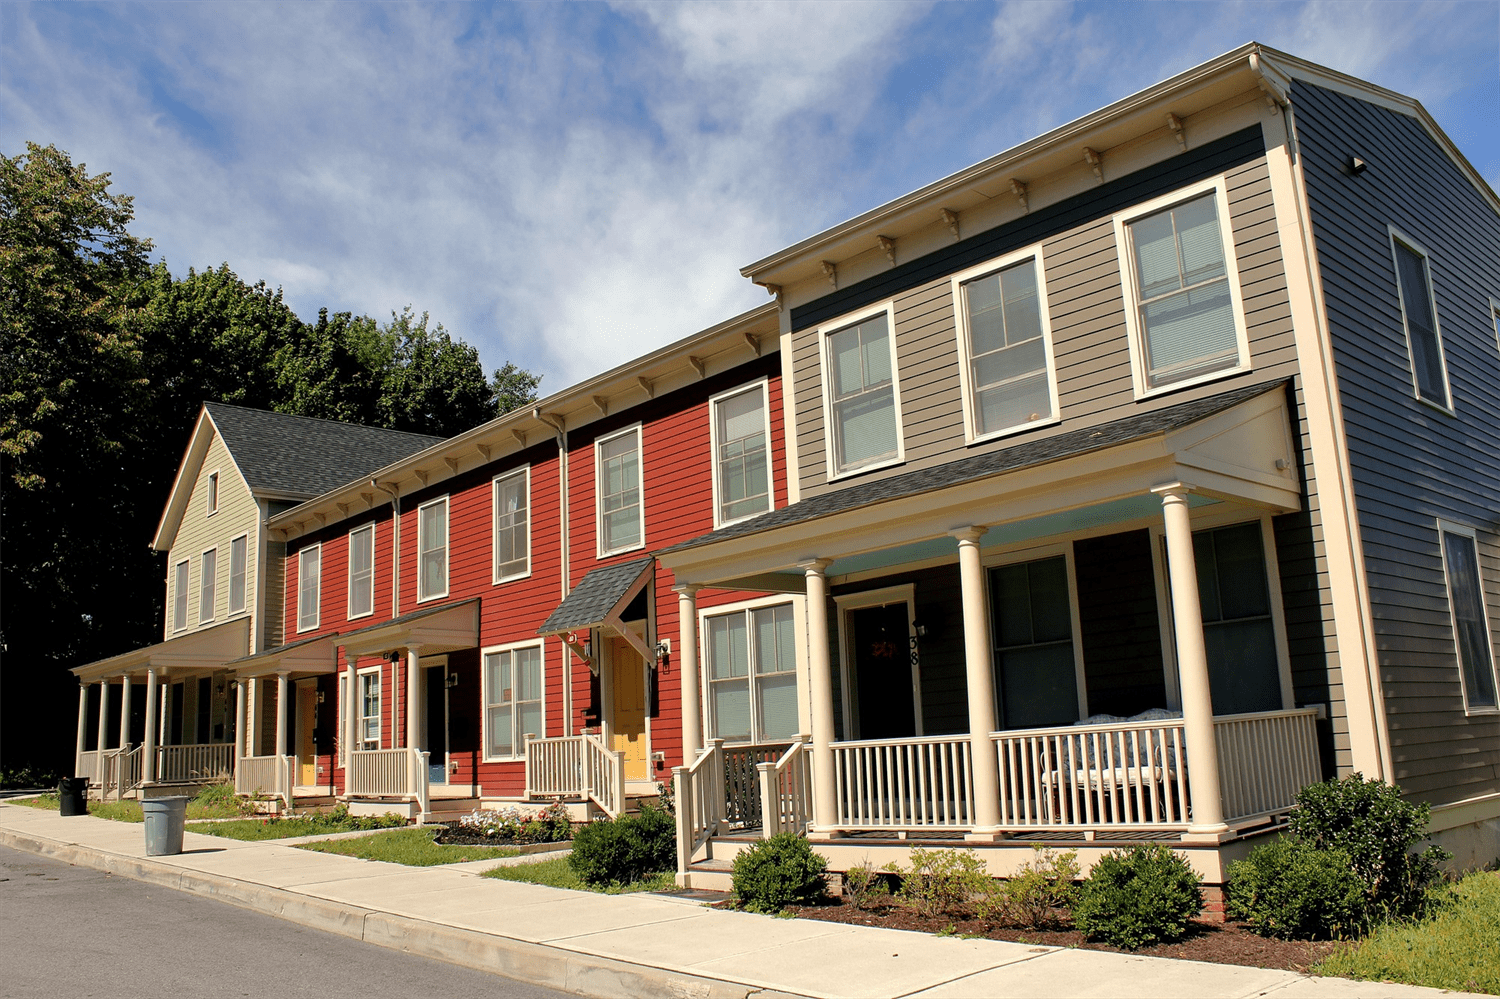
[199,548,217,624]
[348,524,374,618]
[824,309,900,475]
[297,544,321,632]
[173,560,189,631]
[1123,189,1244,391]
[228,535,247,614]
[958,255,1055,438]
[712,383,771,526]
[597,428,643,555]
[1440,525,1498,711]
[1391,233,1450,408]
[493,469,530,582]
[418,497,449,600]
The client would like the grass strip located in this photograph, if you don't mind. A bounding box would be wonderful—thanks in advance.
[9,784,249,823]
[481,855,674,894]
[190,815,395,841]
[1316,872,1500,995]
[296,827,520,866]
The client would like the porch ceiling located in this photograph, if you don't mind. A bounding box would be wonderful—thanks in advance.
[662,380,1300,587]
[337,598,480,659]
[226,632,339,678]
[70,618,251,682]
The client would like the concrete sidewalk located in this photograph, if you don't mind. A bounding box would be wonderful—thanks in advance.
[0,803,1476,999]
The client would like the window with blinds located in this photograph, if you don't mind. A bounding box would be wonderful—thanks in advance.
[712,383,771,526]
[1440,526,1498,711]
[418,497,449,601]
[484,644,544,759]
[493,468,530,581]
[597,427,643,555]
[173,559,189,631]
[1123,189,1245,390]
[347,523,374,618]
[706,603,799,743]
[1392,235,1450,408]
[228,534,248,614]
[297,543,320,632]
[199,547,217,623]
[958,255,1055,438]
[824,310,901,475]
[359,670,381,750]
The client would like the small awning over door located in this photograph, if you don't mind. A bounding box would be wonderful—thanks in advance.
[538,557,655,669]
[226,632,340,679]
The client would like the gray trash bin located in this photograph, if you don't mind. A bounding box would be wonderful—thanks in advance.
[141,796,190,856]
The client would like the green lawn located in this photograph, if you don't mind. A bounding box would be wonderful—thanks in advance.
[296,827,520,866]
[1317,873,1500,995]
[481,855,674,894]
[189,812,404,841]
[9,783,248,823]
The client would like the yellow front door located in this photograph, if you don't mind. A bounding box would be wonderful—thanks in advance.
[297,683,318,786]
[608,638,650,782]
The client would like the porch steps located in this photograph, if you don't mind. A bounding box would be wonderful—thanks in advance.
[682,858,734,892]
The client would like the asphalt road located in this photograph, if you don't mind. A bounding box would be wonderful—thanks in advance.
[0,843,574,999]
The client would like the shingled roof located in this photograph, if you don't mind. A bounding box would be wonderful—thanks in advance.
[205,402,443,500]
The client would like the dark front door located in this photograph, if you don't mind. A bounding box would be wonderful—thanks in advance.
[850,603,916,740]
[425,665,448,784]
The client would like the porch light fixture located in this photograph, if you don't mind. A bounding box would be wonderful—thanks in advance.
[655,638,671,661]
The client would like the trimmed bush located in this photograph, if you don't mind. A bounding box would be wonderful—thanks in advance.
[887,847,993,919]
[731,833,829,913]
[987,845,1080,928]
[1290,774,1449,922]
[1073,844,1203,949]
[567,804,676,887]
[1227,837,1366,939]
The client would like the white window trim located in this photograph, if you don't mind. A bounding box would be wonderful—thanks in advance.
[173,559,190,632]
[227,533,248,616]
[595,424,646,558]
[356,664,382,751]
[492,467,532,584]
[697,594,809,745]
[1436,519,1500,716]
[297,542,322,633]
[1388,226,1454,414]
[818,300,906,482]
[346,523,376,621]
[198,546,217,624]
[709,378,776,529]
[205,470,220,516]
[416,495,451,603]
[1112,176,1253,400]
[1490,298,1500,359]
[981,541,1089,724]
[950,244,1061,445]
[832,584,922,740]
[480,639,546,763]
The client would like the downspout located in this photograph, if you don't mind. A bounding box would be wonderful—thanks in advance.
[535,409,571,735]
[374,479,402,747]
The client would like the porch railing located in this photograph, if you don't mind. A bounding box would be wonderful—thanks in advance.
[581,733,625,819]
[674,741,724,875]
[236,754,293,807]
[723,742,793,829]
[156,743,234,784]
[103,745,143,801]
[346,748,431,816]
[524,735,584,798]
[993,718,1190,829]
[758,736,812,837]
[831,734,975,829]
[76,750,103,785]
[1215,707,1322,821]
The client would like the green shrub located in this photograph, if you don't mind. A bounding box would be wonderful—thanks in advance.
[191,781,252,817]
[1290,774,1449,922]
[886,847,994,919]
[731,833,829,913]
[1227,837,1366,939]
[1073,844,1203,949]
[567,804,676,887]
[842,861,889,910]
[985,845,1080,928]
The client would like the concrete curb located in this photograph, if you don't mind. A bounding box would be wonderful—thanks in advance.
[0,826,801,999]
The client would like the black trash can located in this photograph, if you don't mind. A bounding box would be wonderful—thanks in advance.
[59,777,88,817]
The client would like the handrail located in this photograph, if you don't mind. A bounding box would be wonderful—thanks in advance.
[757,735,812,838]
[581,732,625,819]
[674,740,725,876]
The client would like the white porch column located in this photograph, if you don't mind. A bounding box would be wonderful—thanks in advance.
[1154,483,1227,836]
[248,677,261,756]
[75,685,89,775]
[274,672,289,758]
[141,669,158,785]
[95,681,108,759]
[801,559,838,835]
[234,681,246,770]
[953,527,1002,835]
[406,647,422,751]
[675,585,703,761]
[118,675,132,749]
[158,679,170,747]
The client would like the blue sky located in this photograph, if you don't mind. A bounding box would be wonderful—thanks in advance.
[3,1,1496,389]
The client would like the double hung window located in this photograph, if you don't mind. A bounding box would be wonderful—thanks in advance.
[1190,522,1282,714]
[358,669,381,750]
[955,253,1056,439]
[823,307,901,476]
[1391,232,1450,408]
[418,497,449,601]
[597,428,643,555]
[1439,524,1498,711]
[297,544,321,632]
[228,535,247,614]
[483,644,544,758]
[705,603,799,743]
[991,555,1080,729]
[206,471,219,515]
[199,548,217,623]
[711,383,772,526]
[173,560,190,631]
[348,524,374,619]
[493,469,530,581]
[1118,184,1247,393]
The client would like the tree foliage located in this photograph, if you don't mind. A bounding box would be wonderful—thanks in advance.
[0,141,540,769]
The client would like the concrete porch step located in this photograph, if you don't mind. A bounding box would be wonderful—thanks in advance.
[682,857,733,892]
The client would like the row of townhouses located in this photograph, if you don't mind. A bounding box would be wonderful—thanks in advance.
[65,45,1500,889]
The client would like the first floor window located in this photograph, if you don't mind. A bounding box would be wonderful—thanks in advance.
[199,548,217,623]
[228,536,247,614]
[418,498,448,600]
[297,544,321,631]
[706,603,799,743]
[348,524,374,618]
[1440,526,1498,710]
[1191,522,1281,715]
[991,555,1079,729]
[484,645,543,758]
[359,671,381,750]
[173,560,189,631]
[825,310,899,473]
[493,469,530,580]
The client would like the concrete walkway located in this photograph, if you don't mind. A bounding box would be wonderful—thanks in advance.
[0,802,1478,999]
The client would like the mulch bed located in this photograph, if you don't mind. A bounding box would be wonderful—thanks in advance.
[779,898,1339,972]
[430,825,570,850]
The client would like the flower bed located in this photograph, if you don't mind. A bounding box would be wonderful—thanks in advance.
[433,802,572,846]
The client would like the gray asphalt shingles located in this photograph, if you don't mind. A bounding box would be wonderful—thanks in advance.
[538,558,655,636]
